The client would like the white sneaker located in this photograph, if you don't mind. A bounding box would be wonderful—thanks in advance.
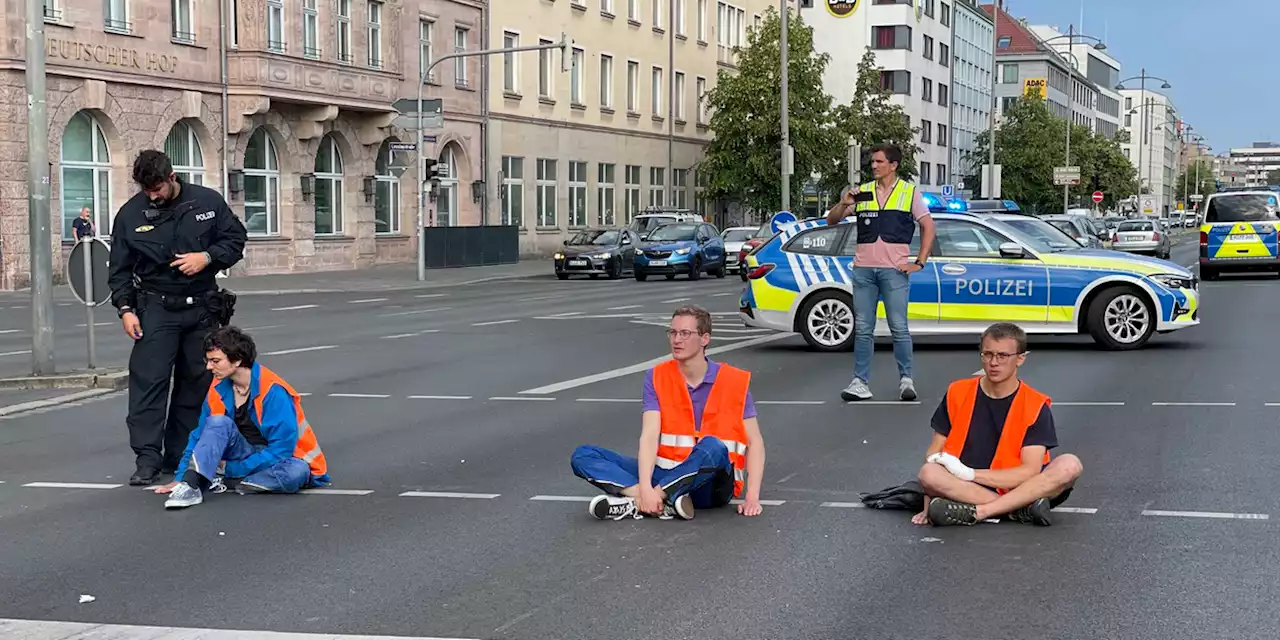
[589,495,640,520]
[899,377,917,401]
[164,482,203,509]
[840,378,873,402]
[661,494,695,520]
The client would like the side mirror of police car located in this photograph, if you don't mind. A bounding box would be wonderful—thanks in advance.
[998,242,1026,259]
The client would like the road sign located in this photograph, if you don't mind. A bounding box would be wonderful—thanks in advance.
[1189,194,1204,202]
[769,211,796,234]
[436,163,450,174]
[1053,166,1082,186]
[387,143,416,178]
[941,184,954,197]
[1142,198,1154,213]
[67,238,110,306]
[393,98,444,130]
[423,135,437,143]
[1092,191,1104,203]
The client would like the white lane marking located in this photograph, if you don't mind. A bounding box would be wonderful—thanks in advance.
[242,324,284,331]
[328,393,391,399]
[660,297,691,304]
[0,619,482,640]
[298,392,313,397]
[272,304,319,311]
[731,498,786,506]
[473,319,520,326]
[845,401,923,406]
[1052,507,1098,514]
[0,389,115,417]
[379,306,453,318]
[399,491,501,499]
[520,333,792,394]
[607,304,643,310]
[261,345,339,356]
[820,502,866,508]
[706,327,771,334]
[489,396,555,401]
[22,482,122,489]
[348,298,389,304]
[382,330,441,339]
[1151,402,1236,407]
[0,329,20,334]
[415,293,448,298]
[547,311,585,317]
[302,488,375,496]
[529,495,594,502]
[711,292,736,297]
[75,322,114,327]
[1054,402,1126,407]
[409,395,473,400]
[0,349,32,358]
[756,400,825,405]
[575,398,641,403]
[971,369,984,376]
[1141,509,1268,520]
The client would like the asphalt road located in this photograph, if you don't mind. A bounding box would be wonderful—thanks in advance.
[4,234,1279,640]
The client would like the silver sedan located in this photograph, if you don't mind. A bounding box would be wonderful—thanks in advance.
[1110,219,1172,259]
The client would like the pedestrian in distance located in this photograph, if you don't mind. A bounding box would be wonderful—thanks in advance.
[72,206,94,241]
[108,149,248,487]
[155,326,330,509]
[826,143,936,402]
[914,322,1084,527]
[570,305,766,520]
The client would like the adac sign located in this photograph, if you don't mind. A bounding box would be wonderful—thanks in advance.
[826,0,860,18]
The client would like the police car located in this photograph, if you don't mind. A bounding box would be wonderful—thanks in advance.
[1198,188,1280,280]
[738,210,1200,351]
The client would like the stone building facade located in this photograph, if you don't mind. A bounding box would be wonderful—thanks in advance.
[0,0,484,290]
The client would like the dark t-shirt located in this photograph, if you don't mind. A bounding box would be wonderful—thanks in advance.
[930,382,1058,470]
[234,400,269,446]
[72,217,94,240]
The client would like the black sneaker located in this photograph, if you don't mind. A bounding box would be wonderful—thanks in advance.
[129,466,159,486]
[1007,497,1053,526]
[928,498,979,526]
[589,495,640,520]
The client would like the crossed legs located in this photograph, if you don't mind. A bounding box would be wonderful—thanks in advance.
[916,454,1084,523]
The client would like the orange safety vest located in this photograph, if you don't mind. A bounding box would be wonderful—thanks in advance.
[943,377,1050,490]
[206,365,329,480]
[652,359,751,497]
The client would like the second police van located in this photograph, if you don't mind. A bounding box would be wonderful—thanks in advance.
[1198,188,1280,280]
[738,199,1200,352]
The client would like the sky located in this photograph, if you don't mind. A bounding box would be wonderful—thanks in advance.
[1007,0,1277,154]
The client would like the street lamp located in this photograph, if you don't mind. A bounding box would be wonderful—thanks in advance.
[1117,68,1173,215]
[1039,26,1105,213]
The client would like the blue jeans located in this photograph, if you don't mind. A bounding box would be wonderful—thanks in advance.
[570,437,735,510]
[188,415,311,493]
[851,266,913,383]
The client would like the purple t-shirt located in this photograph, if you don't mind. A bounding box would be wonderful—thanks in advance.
[641,359,757,430]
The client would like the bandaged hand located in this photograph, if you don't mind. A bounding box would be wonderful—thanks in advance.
[928,452,976,482]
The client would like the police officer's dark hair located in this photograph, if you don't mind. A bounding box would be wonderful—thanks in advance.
[981,322,1028,354]
[203,326,257,368]
[869,144,903,166]
[132,150,175,189]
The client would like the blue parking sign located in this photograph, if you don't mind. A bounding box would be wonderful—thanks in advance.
[770,211,797,234]
[941,184,954,197]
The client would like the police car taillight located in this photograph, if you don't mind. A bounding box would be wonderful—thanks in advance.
[747,264,775,279]
[1200,230,1208,246]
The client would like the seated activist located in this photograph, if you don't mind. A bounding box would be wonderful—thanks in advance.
[155,326,330,509]
[915,322,1083,527]
[570,305,766,521]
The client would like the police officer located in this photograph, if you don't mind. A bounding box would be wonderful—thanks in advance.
[108,150,248,486]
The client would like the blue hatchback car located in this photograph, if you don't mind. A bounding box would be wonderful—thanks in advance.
[634,222,728,281]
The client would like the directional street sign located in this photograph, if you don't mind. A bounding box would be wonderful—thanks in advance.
[1189,194,1204,202]
[1053,166,1082,186]
[387,142,417,178]
[392,97,444,130]
[941,184,954,197]
[1092,191,1104,203]
[769,211,796,234]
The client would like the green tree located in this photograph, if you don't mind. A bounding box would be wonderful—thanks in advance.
[701,7,838,215]
[1176,159,1217,203]
[1267,168,1280,185]
[818,48,920,198]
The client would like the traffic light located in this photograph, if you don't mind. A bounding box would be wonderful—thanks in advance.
[424,158,440,182]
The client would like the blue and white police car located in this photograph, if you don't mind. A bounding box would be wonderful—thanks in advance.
[738,210,1200,351]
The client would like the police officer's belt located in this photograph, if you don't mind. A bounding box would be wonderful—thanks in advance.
[139,289,216,311]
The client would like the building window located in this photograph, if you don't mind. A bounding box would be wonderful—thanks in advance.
[303,0,320,58]
[1001,63,1018,84]
[171,0,194,42]
[938,123,947,146]
[940,43,949,67]
[873,25,911,50]
[651,66,663,115]
[649,167,665,207]
[502,31,517,92]
[627,60,639,112]
[243,128,279,237]
[337,0,351,62]
[571,47,585,104]
[697,0,707,40]
[537,159,557,227]
[597,163,616,225]
[538,39,554,98]
[920,162,931,185]
[454,27,469,87]
[652,0,663,28]
[374,141,401,235]
[921,119,932,144]
[937,163,947,183]
[939,83,948,106]
[228,0,238,47]
[625,165,642,221]
[599,54,613,107]
[601,0,613,13]
[569,161,588,227]
[314,135,345,235]
[696,76,707,123]
[367,1,383,68]
[164,121,204,186]
[419,20,434,82]
[105,0,130,33]
[880,70,910,94]
[716,2,745,50]
[501,156,524,227]
[923,35,933,60]
[922,78,933,102]
[673,169,688,209]
[60,111,111,241]
[266,0,284,52]
[941,2,950,26]
[628,0,639,21]
[674,71,686,120]
[436,146,459,227]
[675,0,686,35]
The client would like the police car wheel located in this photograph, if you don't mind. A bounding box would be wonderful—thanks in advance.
[1086,287,1155,350]
[798,291,856,352]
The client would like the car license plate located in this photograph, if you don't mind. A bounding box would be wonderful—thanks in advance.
[1228,234,1260,243]
[649,260,667,267]
[1122,234,1146,241]
[568,258,587,266]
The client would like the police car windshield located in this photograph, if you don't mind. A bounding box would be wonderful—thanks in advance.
[567,229,620,245]
[991,217,1080,252]
[647,224,699,241]
[1206,194,1279,223]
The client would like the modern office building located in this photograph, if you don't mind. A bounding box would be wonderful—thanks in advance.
[984,5,1097,132]
[1119,89,1180,216]
[948,0,993,193]
[1028,23,1121,139]
[1227,142,1280,187]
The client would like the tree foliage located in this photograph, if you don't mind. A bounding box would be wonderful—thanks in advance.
[1176,159,1217,203]
[1267,168,1280,186]
[819,49,920,198]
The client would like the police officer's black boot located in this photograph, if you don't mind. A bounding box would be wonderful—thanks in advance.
[129,464,160,486]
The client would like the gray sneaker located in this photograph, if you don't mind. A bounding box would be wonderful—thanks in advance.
[840,378,873,402]
[899,377,917,401]
[164,482,203,509]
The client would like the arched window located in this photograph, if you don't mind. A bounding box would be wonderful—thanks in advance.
[314,135,344,235]
[374,140,401,234]
[60,111,112,240]
[436,145,459,227]
[165,121,204,185]
[243,128,280,236]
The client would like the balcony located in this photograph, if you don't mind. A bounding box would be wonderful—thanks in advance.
[226,48,398,112]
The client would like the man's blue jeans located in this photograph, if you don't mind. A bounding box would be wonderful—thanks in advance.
[850,266,913,383]
[570,436,735,509]
[189,415,311,493]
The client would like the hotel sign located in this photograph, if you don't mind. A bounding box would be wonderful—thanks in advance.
[46,38,179,74]
[826,0,859,17]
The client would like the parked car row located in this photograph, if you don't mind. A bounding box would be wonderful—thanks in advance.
[553,210,761,281]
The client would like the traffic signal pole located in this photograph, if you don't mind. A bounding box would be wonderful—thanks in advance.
[26,0,55,374]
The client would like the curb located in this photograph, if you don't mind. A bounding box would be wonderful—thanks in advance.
[231,271,551,296]
[0,388,117,417]
[0,369,128,391]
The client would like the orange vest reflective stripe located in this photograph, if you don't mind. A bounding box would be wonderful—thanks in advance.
[943,377,1051,480]
[205,366,328,479]
[652,360,751,497]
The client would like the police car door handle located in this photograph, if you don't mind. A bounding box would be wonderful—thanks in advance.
[941,264,967,275]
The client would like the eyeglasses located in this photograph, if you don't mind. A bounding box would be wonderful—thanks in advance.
[666,329,704,340]
[979,350,1026,363]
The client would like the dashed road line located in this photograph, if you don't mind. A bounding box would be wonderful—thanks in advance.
[0,349,32,358]
[379,306,453,318]
[22,482,122,490]
[731,498,787,506]
[1141,509,1268,520]
[399,491,502,499]
[261,345,338,356]
[0,619,482,640]
[844,401,923,406]
[1151,402,1236,407]
[329,393,392,399]
[409,394,473,400]
[711,292,736,297]
[242,324,284,331]
[415,293,448,299]
[529,495,594,502]
[757,400,825,405]
[820,502,866,508]
[546,311,585,317]
[490,396,555,402]
[348,297,389,304]
[1053,507,1098,514]
[575,397,641,403]
[0,329,19,334]
[75,322,113,327]
[473,319,520,326]
[1054,402,1126,407]
[607,304,643,310]
[382,329,441,339]
[302,488,375,496]
[271,304,319,311]
[660,297,692,304]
